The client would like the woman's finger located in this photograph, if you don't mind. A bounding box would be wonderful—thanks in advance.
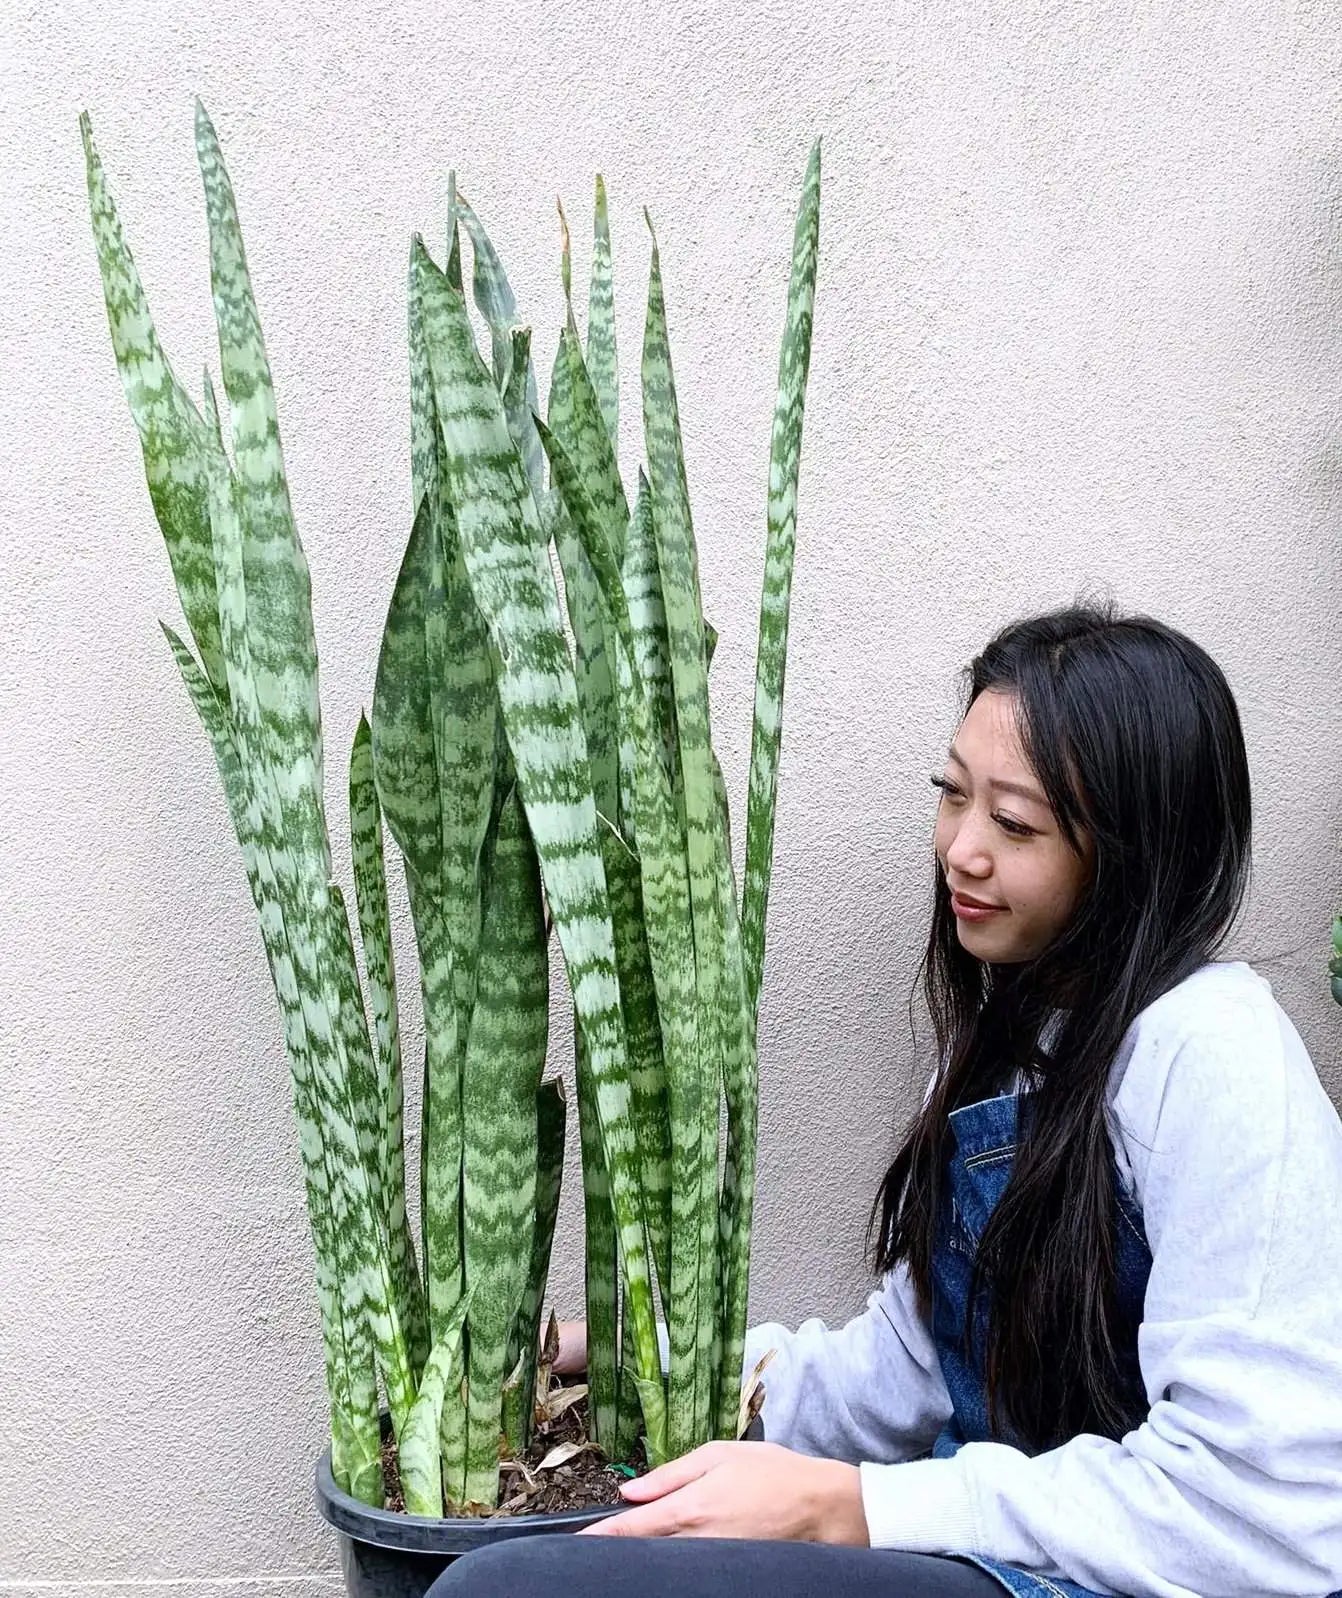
[616,1441,722,1501]
[578,1488,693,1537]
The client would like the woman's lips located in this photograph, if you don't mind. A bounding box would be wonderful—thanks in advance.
[951,893,1006,920]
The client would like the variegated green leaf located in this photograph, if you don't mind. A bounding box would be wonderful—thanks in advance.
[557,197,577,331]
[555,327,629,566]
[371,418,494,1498]
[535,411,707,1455]
[411,235,668,1463]
[602,828,671,1300]
[195,102,329,831]
[398,1286,475,1518]
[161,621,379,1500]
[621,470,678,798]
[445,173,463,292]
[375,270,498,1388]
[741,139,821,1017]
[80,113,225,690]
[533,404,673,1301]
[349,720,404,1196]
[501,1077,567,1455]
[460,786,549,1508]
[574,1023,619,1445]
[194,102,416,1440]
[350,715,430,1382]
[710,755,757,1438]
[640,217,731,1445]
[202,429,400,1497]
[546,330,619,821]
[500,324,549,516]
[586,175,619,455]
[455,190,521,383]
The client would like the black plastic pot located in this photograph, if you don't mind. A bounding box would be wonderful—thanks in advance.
[314,1413,625,1598]
[315,1409,766,1598]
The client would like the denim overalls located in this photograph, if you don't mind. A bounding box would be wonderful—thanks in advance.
[929,1087,1152,1598]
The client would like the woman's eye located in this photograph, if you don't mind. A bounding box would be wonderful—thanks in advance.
[930,774,1033,838]
[996,816,1034,838]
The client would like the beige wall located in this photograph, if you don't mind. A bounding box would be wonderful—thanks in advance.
[5,0,1341,1592]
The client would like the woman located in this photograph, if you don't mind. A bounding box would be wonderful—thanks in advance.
[428,603,1342,1598]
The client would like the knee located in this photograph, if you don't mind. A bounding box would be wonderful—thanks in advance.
[424,1533,592,1597]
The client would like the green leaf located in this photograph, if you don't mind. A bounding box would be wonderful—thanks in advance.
[162,622,379,1501]
[375,270,499,1455]
[501,325,550,518]
[411,235,668,1463]
[620,471,679,800]
[535,411,706,1460]
[350,715,429,1383]
[455,191,524,388]
[80,112,226,690]
[501,1077,567,1454]
[398,1286,475,1518]
[546,330,620,821]
[194,98,417,1442]
[586,175,619,455]
[740,138,822,1016]
[640,215,731,1447]
[555,327,629,565]
[460,786,550,1508]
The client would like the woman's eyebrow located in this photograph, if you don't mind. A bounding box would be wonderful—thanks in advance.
[946,744,1049,805]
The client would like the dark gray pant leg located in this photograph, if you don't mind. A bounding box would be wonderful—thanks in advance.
[425,1533,1005,1597]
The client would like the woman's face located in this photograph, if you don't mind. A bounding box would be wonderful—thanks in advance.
[933,688,1093,963]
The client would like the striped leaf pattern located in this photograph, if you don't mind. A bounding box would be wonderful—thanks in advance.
[348,720,428,1380]
[370,470,474,1501]
[535,413,705,1449]
[90,103,820,1504]
[586,177,619,453]
[412,235,669,1462]
[80,115,226,692]
[199,329,418,1443]
[206,409,406,1484]
[535,405,672,1298]
[500,1077,567,1454]
[740,139,822,1016]
[456,192,532,400]
[501,324,549,515]
[640,219,731,1447]
[621,471,679,791]
[546,333,619,821]
[460,786,549,1507]
[572,1023,619,1445]
[161,623,379,1501]
[398,1285,475,1518]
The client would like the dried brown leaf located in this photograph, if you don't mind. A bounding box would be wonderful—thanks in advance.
[537,1439,599,1471]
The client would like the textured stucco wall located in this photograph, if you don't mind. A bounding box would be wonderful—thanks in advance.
[5,1,1341,1591]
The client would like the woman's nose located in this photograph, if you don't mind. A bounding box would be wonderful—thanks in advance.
[944,818,993,876]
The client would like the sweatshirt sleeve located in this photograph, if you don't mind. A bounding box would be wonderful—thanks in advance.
[856,995,1342,1598]
[741,1258,953,1464]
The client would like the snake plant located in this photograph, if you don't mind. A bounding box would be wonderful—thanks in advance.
[81,97,821,1515]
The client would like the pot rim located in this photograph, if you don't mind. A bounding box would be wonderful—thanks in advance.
[313,1420,626,1555]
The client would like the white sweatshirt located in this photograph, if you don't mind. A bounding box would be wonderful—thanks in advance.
[742,960,1342,1598]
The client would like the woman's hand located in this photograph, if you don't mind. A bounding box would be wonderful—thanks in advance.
[577,1440,869,1544]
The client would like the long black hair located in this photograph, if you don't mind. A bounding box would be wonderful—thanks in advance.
[869,600,1252,1452]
